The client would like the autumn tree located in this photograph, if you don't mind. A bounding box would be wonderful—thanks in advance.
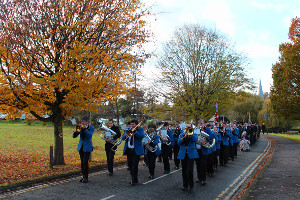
[271,16,300,120]
[154,24,253,122]
[0,0,150,165]
[225,91,263,123]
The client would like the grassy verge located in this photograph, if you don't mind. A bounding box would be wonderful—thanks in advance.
[0,120,125,186]
[269,133,300,143]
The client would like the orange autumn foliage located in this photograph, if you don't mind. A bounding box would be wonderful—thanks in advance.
[0,0,151,164]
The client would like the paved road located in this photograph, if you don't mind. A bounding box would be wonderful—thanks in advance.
[247,135,300,200]
[1,137,270,200]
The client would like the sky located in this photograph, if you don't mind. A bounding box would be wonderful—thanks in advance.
[140,0,300,94]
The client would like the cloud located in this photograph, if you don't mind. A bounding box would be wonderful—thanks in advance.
[200,0,236,36]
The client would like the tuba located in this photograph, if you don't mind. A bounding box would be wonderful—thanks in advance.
[196,129,215,149]
[98,120,118,145]
[111,121,143,152]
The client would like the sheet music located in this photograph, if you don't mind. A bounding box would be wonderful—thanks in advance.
[70,118,77,125]
[161,129,167,136]
[142,137,149,144]
[105,131,111,137]
[180,122,186,130]
[194,128,200,135]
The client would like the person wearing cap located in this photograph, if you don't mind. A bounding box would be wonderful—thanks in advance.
[73,116,95,183]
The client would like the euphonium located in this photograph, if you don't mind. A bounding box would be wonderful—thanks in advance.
[98,120,118,145]
[143,134,158,153]
[196,129,216,149]
[159,129,171,146]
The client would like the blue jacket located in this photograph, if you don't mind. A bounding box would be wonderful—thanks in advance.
[73,125,94,152]
[172,127,183,146]
[122,127,145,156]
[177,133,199,159]
[200,127,216,155]
[222,128,232,146]
[145,134,161,156]
[215,131,222,150]
[233,128,240,143]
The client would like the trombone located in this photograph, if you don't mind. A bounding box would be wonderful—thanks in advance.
[111,121,143,152]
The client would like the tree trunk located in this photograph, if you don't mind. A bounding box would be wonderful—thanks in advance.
[53,114,65,165]
[116,99,120,127]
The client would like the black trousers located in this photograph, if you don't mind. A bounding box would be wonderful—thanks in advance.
[230,143,234,161]
[214,149,219,170]
[219,144,229,166]
[181,153,194,188]
[105,143,115,173]
[173,143,180,168]
[161,143,170,171]
[79,148,91,176]
[126,148,140,183]
[207,152,215,174]
[195,150,207,181]
[233,143,238,158]
[147,151,157,176]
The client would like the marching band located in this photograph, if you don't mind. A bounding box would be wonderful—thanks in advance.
[73,116,261,192]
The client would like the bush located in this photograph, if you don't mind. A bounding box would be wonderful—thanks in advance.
[26,118,33,125]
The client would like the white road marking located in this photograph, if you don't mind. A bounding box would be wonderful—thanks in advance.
[142,169,182,185]
[100,195,116,200]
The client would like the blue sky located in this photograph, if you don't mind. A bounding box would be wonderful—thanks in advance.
[141,0,300,93]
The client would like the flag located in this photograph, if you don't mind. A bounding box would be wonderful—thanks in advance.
[214,102,218,123]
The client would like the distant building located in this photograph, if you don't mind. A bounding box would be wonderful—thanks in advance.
[258,79,264,99]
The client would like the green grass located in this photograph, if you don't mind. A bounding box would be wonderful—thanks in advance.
[269,133,300,143]
[0,120,124,158]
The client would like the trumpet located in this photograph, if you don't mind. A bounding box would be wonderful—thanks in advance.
[111,121,143,152]
[76,124,87,132]
[143,134,158,153]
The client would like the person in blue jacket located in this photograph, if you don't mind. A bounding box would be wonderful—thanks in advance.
[219,122,232,167]
[122,119,145,186]
[145,128,161,179]
[213,126,222,171]
[195,119,216,186]
[172,121,184,169]
[73,116,94,183]
[159,122,173,174]
[177,125,198,192]
[232,123,240,159]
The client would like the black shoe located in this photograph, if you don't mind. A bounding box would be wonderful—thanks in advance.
[79,178,83,182]
[187,187,193,192]
[201,181,206,186]
[209,173,214,177]
[224,164,227,167]
[164,170,170,174]
[82,178,88,183]
[108,172,113,176]
[174,166,179,170]
[182,186,188,191]
[148,175,154,179]
[196,179,201,183]
[129,181,138,186]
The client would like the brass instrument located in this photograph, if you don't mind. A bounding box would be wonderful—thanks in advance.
[143,134,158,153]
[98,120,118,145]
[111,121,143,152]
[159,128,171,146]
[156,124,164,131]
[196,129,216,149]
[76,125,81,132]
